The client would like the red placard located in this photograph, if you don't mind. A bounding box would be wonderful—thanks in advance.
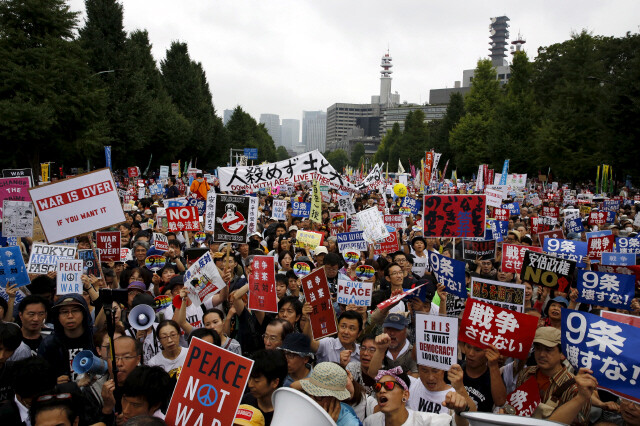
[373,230,399,256]
[537,229,565,248]
[423,195,487,238]
[493,208,510,222]
[165,337,253,426]
[530,217,553,235]
[459,299,537,359]
[96,231,120,262]
[424,152,433,185]
[501,244,543,274]
[300,268,337,340]
[601,311,640,329]
[127,166,139,178]
[167,206,200,232]
[588,211,608,226]
[541,206,559,219]
[248,256,278,313]
[587,235,615,261]
[383,214,404,230]
[506,376,541,416]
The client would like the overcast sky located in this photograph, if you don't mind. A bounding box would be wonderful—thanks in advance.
[68,0,639,128]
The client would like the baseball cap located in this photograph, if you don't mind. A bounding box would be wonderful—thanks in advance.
[53,297,84,310]
[234,405,265,426]
[382,313,409,330]
[288,225,299,232]
[314,246,328,256]
[533,326,561,348]
[127,281,147,293]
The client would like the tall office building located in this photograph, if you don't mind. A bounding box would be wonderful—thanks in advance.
[325,103,379,151]
[259,113,281,147]
[489,16,510,66]
[223,109,234,126]
[280,119,300,150]
[302,111,326,151]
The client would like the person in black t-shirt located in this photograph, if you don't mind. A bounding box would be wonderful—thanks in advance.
[461,342,507,413]
[18,295,48,354]
[241,349,287,426]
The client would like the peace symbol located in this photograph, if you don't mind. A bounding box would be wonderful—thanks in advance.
[197,384,218,407]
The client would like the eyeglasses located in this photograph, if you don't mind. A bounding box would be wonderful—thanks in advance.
[360,346,377,353]
[110,355,139,362]
[36,393,72,403]
[374,381,400,393]
[263,334,281,342]
[59,308,83,316]
[159,333,179,341]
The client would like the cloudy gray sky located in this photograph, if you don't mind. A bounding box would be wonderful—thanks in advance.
[68,0,639,128]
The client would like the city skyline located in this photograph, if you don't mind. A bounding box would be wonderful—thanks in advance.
[68,0,640,121]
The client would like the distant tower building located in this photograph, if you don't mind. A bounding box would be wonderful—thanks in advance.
[510,32,526,55]
[223,109,233,126]
[371,51,399,107]
[302,111,326,151]
[489,16,510,66]
[259,113,281,147]
[280,119,300,150]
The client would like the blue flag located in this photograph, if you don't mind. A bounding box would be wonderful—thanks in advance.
[499,160,509,185]
[105,146,112,170]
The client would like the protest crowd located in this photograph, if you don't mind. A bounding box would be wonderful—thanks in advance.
[0,153,639,426]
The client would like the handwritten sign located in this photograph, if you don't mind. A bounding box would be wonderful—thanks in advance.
[27,243,77,273]
[248,256,278,313]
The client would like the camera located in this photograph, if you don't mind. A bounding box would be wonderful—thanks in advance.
[99,288,129,306]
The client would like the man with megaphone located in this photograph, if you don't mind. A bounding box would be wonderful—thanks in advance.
[125,293,161,364]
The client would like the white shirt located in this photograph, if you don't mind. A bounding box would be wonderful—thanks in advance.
[364,409,451,426]
[407,376,453,415]
[148,347,187,379]
[15,396,30,426]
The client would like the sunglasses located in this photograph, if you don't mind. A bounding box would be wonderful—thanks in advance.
[374,381,400,393]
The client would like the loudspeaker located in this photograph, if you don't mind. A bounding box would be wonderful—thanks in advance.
[128,304,156,330]
[270,388,337,426]
[72,350,108,375]
[461,412,561,426]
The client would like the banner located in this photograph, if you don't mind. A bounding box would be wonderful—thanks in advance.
[309,180,322,223]
[588,235,615,261]
[415,314,458,370]
[0,246,30,287]
[429,251,467,299]
[291,201,311,218]
[336,278,373,306]
[543,238,587,268]
[104,146,112,170]
[248,256,277,313]
[471,277,526,312]
[96,231,120,262]
[165,337,254,426]
[336,231,367,253]
[506,376,540,417]
[424,152,433,185]
[460,299,537,359]
[29,169,125,243]
[521,251,576,291]
[27,243,77,273]
[499,160,509,185]
[577,270,635,310]
[56,259,83,295]
[423,195,486,238]
[167,206,200,232]
[300,268,337,340]
[272,199,287,221]
[210,194,250,243]
[183,251,226,306]
[0,177,31,219]
[462,239,496,261]
[562,309,640,403]
[500,244,543,274]
[1,200,33,237]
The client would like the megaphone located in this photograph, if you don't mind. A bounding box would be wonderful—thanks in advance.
[461,412,562,426]
[270,388,336,426]
[72,350,108,375]
[128,304,156,330]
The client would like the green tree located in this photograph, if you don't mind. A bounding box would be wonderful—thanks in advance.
[78,0,126,73]
[389,110,429,170]
[374,122,400,165]
[326,149,349,172]
[350,142,365,167]
[0,0,108,175]
[276,146,290,161]
[433,92,465,164]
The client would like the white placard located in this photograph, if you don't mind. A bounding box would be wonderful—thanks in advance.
[159,166,169,179]
[336,278,373,306]
[56,259,83,295]
[416,313,458,370]
[337,195,356,216]
[2,200,33,237]
[356,207,389,243]
[272,200,287,221]
[154,233,169,251]
[27,243,77,274]
[485,185,506,208]
[28,169,125,243]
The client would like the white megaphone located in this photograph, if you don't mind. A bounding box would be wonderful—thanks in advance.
[270,388,337,426]
[72,350,108,375]
[461,412,564,426]
[128,304,156,330]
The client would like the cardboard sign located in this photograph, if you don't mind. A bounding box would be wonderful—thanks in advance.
[460,299,537,359]
[78,249,101,277]
[1,200,33,237]
[296,230,324,250]
[0,246,30,287]
[373,229,399,256]
[167,206,200,232]
[336,278,373,306]
[300,268,337,340]
[2,168,34,187]
[562,309,640,403]
[383,214,404,230]
[462,239,496,261]
[0,177,31,219]
[615,237,640,254]
[165,337,254,426]
[357,207,389,242]
[577,270,635,310]
[210,195,250,243]
[153,233,169,252]
[183,251,226,306]
[501,244,543,274]
[471,277,526,313]
[521,250,576,291]
[415,314,458,370]
[543,238,587,268]
[27,243,77,273]
[28,169,125,243]
[56,259,83,295]
[588,235,615,261]
[429,251,467,299]
[336,231,367,253]
[423,195,486,238]
[248,256,278,313]
[96,231,120,262]
[506,376,541,417]
[493,208,510,222]
[272,199,287,221]
[291,201,311,218]
[601,311,640,329]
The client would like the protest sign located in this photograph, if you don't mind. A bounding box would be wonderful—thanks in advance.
[309,180,322,223]
[336,278,373,306]
[415,314,458,370]
[373,228,399,256]
[577,270,634,310]
[1,200,33,237]
[588,211,608,226]
[27,243,77,273]
[383,214,404,230]
[541,206,560,219]
[120,247,130,262]
[601,311,640,329]
[166,197,188,208]
[594,264,640,292]
[471,277,526,313]
[0,246,29,287]
[462,239,496,261]
[167,206,200,232]
[248,256,278,313]
[537,229,565,248]
[377,284,425,310]
[460,299,537,359]
[530,217,554,235]
[562,309,640,403]
[586,229,612,240]
[210,195,250,243]
[2,168,34,187]
[423,195,486,238]
[601,252,635,266]
[159,165,169,179]
[272,199,287,221]
[615,237,640,254]
[186,197,206,216]
[0,177,31,219]
[96,231,120,262]
[485,185,506,208]
[291,201,311,218]
[165,337,254,426]
[493,207,510,222]
[153,232,169,252]
[296,230,324,250]
[337,195,356,215]
[56,259,82,295]
[357,207,389,242]
[501,244,543,275]
[203,191,217,232]
[336,231,367,253]
[29,169,125,243]
[565,217,585,234]
[127,166,139,178]
[429,251,467,299]
[506,376,540,417]
[543,238,588,268]
[502,202,520,216]
[183,251,226,306]
[78,249,100,277]
[588,234,615,261]
[170,163,180,176]
[521,251,576,291]
[300,268,337,339]
[401,197,422,216]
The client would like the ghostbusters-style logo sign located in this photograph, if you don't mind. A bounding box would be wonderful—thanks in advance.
[216,203,247,234]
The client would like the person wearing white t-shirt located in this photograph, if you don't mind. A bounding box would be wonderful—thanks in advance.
[147,320,187,380]
[407,365,476,417]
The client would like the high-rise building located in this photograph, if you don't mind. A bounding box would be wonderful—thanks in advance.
[489,16,510,66]
[302,111,326,151]
[280,119,300,150]
[259,114,281,147]
[223,109,234,126]
[325,103,379,152]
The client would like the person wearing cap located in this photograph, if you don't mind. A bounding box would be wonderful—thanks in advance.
[234,404,265,426]
[280,332,314,387]
[314,245,328,267]
[515,327,595,424]
[542,295,569,329]
[295,362,361,426]
[288,225,298,240]
[367,313,418,379]
[38,294,96,383]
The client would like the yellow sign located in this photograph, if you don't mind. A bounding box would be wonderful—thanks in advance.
[309,180,322,224]
[296,230,323,249]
